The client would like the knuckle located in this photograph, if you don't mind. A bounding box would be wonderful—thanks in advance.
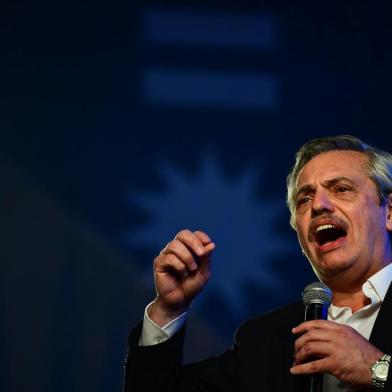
[303,344,312,356]
[309,361,318,373]
[336,327,348,339]
[165,240,183,255]
[194,230,208,239]
[175,229,192,239]
[168,240,180,251]
[307,330,315,338]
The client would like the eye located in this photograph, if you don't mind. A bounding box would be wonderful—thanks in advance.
[297,195,311,207]
[335,185,350,193]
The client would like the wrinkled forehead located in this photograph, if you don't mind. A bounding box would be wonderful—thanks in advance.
[296,150,370,189]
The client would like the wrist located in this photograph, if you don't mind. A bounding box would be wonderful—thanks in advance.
[371,354,391,390]
[148,298,190,327]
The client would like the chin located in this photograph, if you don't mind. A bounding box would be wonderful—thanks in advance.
[311,254,355,278]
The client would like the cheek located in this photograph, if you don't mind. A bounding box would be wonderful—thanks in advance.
[367,211,388,236]
[352,206,385,240]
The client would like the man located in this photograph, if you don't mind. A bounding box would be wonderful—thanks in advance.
[124,135,392,391]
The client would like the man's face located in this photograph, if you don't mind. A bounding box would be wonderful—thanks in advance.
[294,150,392,282]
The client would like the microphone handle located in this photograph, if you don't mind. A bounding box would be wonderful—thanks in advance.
[304,303,328,392]
[310,373,323,392]
[304,303,328,321]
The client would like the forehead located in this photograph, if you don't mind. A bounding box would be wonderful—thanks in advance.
[297,150,369,187]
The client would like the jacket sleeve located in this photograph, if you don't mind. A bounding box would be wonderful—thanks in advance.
[123,321,239,392]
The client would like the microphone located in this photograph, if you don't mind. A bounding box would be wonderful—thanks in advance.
[302,282,333,392]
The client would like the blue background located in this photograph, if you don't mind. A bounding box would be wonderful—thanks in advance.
[1,1,392,391]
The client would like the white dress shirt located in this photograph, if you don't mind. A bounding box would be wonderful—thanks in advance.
[324,263,392,391]
[139,263,392,392]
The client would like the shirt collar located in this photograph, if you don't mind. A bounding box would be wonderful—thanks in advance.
[367,262,392,301]
[328,263,392,319]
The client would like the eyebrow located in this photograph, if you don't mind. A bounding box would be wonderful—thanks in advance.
[295,176,355,199]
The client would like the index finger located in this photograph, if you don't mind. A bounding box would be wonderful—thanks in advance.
[193,230,213,245]
[174,229,208,257]
[292,319,339,334]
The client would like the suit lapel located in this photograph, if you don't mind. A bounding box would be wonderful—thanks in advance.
[369,282,392,353]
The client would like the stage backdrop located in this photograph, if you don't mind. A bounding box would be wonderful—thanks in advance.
[1,1,392,392]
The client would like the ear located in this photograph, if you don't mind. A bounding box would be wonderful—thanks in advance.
[386,193,392,232]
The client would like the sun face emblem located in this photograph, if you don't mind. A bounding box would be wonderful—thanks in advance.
[127,152,292,314]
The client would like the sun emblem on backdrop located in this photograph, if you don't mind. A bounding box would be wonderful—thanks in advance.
[126,152,293,314]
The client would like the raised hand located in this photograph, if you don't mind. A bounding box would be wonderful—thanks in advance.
[149,229,215,326]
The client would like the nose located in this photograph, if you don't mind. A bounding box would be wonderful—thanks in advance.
[311,188,334,217]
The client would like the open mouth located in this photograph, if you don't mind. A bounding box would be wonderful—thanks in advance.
[314,224,347,246]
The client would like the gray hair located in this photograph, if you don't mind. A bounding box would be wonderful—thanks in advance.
[286,135,392,229]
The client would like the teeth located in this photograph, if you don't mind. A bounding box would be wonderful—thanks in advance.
[316,224,335,233]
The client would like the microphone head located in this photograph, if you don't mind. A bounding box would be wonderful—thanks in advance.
[302,281,332,306]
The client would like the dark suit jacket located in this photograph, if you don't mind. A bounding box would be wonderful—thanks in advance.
[124,286,392,391]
